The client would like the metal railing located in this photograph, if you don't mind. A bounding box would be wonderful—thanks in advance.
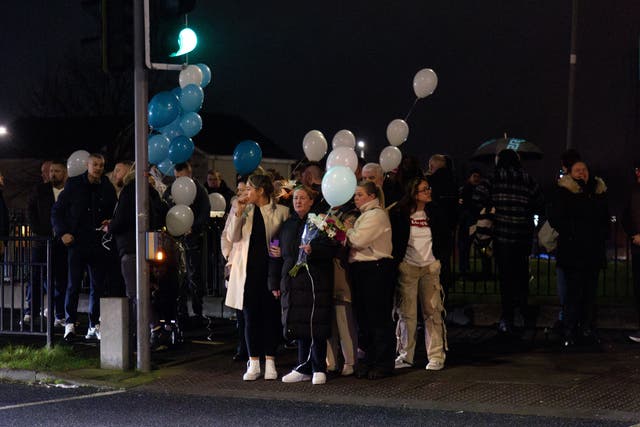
[0,234,53,347]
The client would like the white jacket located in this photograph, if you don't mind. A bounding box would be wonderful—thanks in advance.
[224,201,289,310]
[347,199,393,263]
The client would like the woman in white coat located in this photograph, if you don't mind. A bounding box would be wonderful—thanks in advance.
[225,174,289,381]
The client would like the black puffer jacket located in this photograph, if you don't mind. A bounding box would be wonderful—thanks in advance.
[278,213,337,341]
[549,175,609,270]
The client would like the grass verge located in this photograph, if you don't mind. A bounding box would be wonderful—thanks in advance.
[0,344,98,371]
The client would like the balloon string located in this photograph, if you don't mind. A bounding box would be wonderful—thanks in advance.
[291,158,306,177]
[404,97,419,121]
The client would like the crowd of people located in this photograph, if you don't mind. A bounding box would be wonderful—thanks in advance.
[5,147,640,380]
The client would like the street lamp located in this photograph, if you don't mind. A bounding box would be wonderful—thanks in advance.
[0,126,8,137]
[357,140,365,159]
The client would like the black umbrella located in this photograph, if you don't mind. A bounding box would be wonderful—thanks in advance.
[471,136,543,161]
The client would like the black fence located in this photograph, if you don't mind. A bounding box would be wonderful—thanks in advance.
[447,217,634,304]
[0,231,53,347]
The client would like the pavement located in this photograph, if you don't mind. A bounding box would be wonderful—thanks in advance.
[2,298,640,424]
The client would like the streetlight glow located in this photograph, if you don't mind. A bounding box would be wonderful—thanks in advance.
[0,126,7,137]
[357,140,365,159]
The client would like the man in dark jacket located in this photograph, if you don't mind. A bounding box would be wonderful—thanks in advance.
[623,162,640,343]
[473,149,543,334]
[163,161,211,326]
[25,160,68,326]
[52,153,117,341]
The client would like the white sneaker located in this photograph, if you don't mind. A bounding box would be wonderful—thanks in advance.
[43,308,48,319]
[341,364,354,376]
[243,360,262,381]
[53,318,66,328]
[395,356,413,369]
[22,314,32,324]
[264,359,278,380]
[64,323,76,341]
[85,325,101,340]
[281,370,311,383]
[426,360,444,371]
[312,372,326,385]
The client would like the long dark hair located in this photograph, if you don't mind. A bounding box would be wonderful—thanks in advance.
[396,177,429,216]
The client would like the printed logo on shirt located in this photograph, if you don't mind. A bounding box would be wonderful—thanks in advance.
[410,218,429,228]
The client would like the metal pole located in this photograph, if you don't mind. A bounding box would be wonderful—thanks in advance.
[566,0,579,150]
[134,0,151,372]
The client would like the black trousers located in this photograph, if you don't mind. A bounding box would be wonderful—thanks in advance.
[295,338,327,374]
[494,240,531,324]
[350,258,395,374]
[563,267,600,338]
[243,286,281,358]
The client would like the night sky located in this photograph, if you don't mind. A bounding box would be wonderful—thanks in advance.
[0,1,638,204]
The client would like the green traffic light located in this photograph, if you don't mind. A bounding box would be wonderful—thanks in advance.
[169,28,198,57]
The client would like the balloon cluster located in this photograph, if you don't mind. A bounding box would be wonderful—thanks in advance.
[147,63,212,176]
[298,68,438,207]
[379,68,438,172]
[166,176,197,236]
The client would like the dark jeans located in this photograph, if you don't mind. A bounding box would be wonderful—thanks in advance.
[556,266,567,321]
[494,240,531,324]
[235,309,247,357]
[26,240,68,319]
[350,258,396,374]
[295,338,327,374]
[563,267,600,338]
[65,243,108,327]
[177,234,205,318]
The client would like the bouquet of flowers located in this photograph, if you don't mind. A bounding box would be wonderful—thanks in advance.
[288,213,347,277]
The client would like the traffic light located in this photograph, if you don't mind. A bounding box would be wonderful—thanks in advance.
[146,0,197,69]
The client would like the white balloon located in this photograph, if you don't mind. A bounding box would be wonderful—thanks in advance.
[413,68,438,98]
[179,65,204,88]
[331,129,356,149]
[321,166,357,207]
[326,147,358,173]
[166,204,194,236]
[67,150,90,178]
[379,146,403,172]
[386,119,409,146]
[209,192,226,211]
[171,176,197,205]
[302,130,328,161]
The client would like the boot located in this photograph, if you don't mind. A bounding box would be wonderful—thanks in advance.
[242,358,261,381]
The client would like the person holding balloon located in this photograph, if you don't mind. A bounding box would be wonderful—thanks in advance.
[225,173,289,381]
[278,185,338,385]
[344,180,395,379]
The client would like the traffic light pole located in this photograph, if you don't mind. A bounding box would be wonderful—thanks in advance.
[134,0,151,372]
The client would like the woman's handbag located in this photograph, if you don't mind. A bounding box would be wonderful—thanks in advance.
[538,220,558,253]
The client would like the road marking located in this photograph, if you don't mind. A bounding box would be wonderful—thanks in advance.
[0,389,126,411]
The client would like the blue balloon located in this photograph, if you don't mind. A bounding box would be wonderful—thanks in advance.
[148,91,180,129]
[148,133,171,165]
[159,115,184,140]
[180,112,202,138]
[196,63,212,87]
[233,140,262,175]
[157,158,175,176]
[179,84,204,112]
[171,86,182,99]
[168,136,195,164]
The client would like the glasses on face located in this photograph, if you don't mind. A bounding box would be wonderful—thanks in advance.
[416,187,431,194]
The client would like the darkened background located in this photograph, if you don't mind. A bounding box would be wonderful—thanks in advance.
[0,1,638,208]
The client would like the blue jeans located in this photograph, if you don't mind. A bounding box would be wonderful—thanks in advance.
[65,243,108,327]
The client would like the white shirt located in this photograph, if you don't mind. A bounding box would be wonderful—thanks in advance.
[403,210,436,267]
